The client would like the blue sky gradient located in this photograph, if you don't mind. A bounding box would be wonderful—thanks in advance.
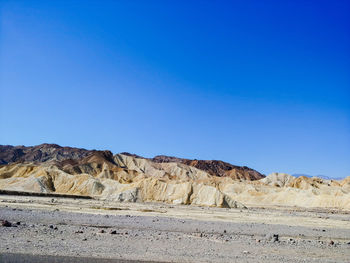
[1,0,349,177]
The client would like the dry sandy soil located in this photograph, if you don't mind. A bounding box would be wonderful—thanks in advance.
[0,194,350,263]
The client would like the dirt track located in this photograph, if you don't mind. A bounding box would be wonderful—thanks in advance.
[1,195,350,262]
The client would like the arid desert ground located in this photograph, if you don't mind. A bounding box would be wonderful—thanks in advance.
[1,194,350,263]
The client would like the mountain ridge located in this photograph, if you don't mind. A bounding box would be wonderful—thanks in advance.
[0,144,349,209]
[0,144,264,181]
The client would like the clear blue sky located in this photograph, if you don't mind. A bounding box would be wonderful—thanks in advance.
[1,0,349,178]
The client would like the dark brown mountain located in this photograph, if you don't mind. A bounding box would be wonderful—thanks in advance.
[0,144,264,180]
[152,155,265,180]
[0,144,119,178]
[0,143,92,164]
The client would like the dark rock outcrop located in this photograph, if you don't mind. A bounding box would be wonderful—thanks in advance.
[0,144,91,164]
[0,144,264,180]
[152,155,264,180]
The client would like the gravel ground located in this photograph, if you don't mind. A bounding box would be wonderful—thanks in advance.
[0,195,350,262]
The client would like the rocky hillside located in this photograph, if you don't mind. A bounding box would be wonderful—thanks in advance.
[0,144,91,164]
[152,155,264,180]
[0,144,264,180]
[0,144,349,210]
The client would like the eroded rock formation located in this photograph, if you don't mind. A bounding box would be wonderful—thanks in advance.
[0,144,349,209]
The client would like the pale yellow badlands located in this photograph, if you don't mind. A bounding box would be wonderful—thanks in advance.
[0,154,349,210]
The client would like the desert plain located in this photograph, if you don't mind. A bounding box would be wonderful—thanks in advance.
[1,194,350,262]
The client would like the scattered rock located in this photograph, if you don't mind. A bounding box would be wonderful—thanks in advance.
[110,230,117,234]
[265,233,279,242]
[98,229,106,233]
[1,220,12,227]
[75,230,84,234]
[329,240,334,246]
